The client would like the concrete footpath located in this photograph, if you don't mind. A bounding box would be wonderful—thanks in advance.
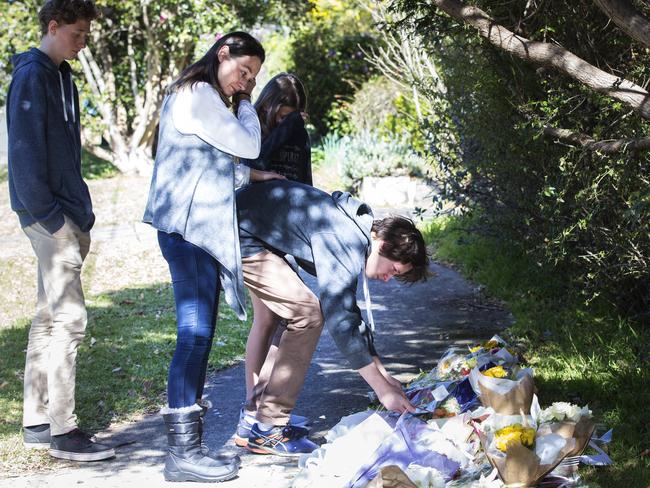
[2,250,512,488]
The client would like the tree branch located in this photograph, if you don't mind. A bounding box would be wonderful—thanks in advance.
[543,125,650,153]
[127,24,142,108]
[593,0,650,49]
[431,0,650,120]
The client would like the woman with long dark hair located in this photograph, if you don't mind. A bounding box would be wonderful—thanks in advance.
[143,31,282,483]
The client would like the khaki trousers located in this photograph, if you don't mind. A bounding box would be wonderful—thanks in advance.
[22,216,90,435]
[242,251,323,426]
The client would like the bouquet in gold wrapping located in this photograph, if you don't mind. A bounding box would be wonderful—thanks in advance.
[475,412,576,487]
[469,365,535,415]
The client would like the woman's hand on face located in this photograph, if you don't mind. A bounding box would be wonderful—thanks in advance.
[243,77,256,96]
[233,79,256,104]
[250,169,286,182]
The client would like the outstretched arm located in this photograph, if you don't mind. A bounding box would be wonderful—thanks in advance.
[358,360,415,414]
[372,356,404,389]
[311,232,414,414]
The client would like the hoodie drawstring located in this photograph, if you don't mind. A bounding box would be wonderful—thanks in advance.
[58,71,75,123]
[361,264,378,356]
[362,271,375,333]
[359,243,378,355]
[69,75,75,123]
[58,71,68,122]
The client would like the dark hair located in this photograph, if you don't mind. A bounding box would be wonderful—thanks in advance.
[38,0,99,36]
[254,73,307,137]
[169,31,265,103]
[372,215,430,284]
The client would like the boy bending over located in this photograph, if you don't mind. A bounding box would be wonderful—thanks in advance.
[234,180,428,456]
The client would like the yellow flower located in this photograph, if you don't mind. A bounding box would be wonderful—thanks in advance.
[470,339,500,353]
[482,365,508,378]
[494,424,536,452]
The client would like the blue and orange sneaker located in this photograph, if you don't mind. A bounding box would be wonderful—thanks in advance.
[247,424,317,457]
[233,409,311,448]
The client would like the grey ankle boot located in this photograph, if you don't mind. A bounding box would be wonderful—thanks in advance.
[197,400,241,467]
[162,404,238,483]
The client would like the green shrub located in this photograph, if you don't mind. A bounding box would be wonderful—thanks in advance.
[336,130,426,192]
[311,132,347,171]
[340,76,399,134]
[288,2,379,136]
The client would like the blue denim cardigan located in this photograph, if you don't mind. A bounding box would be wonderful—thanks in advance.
[143,92,248,320]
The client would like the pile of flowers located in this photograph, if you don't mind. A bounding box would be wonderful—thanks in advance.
[294,334,611,488]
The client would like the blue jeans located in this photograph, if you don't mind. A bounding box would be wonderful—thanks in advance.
[158,231,220,408]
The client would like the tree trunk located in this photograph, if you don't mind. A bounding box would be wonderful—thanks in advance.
[112,147,154,176]
[431,0,650,120]
[593,0,650,49]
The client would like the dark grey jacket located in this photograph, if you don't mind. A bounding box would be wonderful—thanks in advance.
[237,180,375,369]
[7,48,94,233]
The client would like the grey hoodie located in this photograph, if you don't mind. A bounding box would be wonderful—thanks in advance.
[236,180,375,369]
[6,48,94,233]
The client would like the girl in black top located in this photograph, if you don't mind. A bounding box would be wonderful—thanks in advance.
[243,72,312,185]
[237,73,314,438]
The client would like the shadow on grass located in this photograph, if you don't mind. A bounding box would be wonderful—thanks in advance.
[424,215,650,486]
[81,151,120,180]
[0,283,252,437]
[535,351,650,487]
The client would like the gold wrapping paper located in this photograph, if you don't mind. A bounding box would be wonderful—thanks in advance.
[365,465,418,488]
[478,373,535,415]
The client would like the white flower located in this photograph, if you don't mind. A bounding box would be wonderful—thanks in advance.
[538,402,592,423]
[405,464,446,488]
[471,468,503,488]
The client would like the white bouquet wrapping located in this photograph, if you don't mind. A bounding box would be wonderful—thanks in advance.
[531,395,595,458]
[469,366,535,415]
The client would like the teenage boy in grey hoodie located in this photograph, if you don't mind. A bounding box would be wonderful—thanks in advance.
[6,0,113,462]
[234,180,429,456]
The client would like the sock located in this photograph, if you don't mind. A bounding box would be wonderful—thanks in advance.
[257,421,275,431]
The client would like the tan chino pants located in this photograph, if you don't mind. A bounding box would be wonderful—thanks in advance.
[22,216,90,435]
[242,251,324,426]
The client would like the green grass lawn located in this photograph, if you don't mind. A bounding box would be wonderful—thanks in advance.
[422,216,650,487]
[0,278,251,476]
[81,151,120,180]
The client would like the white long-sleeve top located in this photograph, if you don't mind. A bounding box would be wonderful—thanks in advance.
[172,82,259,186]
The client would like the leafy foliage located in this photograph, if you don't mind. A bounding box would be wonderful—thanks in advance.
[0,1,40,103]
[390,0,650,314]
[287,1,379,135]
